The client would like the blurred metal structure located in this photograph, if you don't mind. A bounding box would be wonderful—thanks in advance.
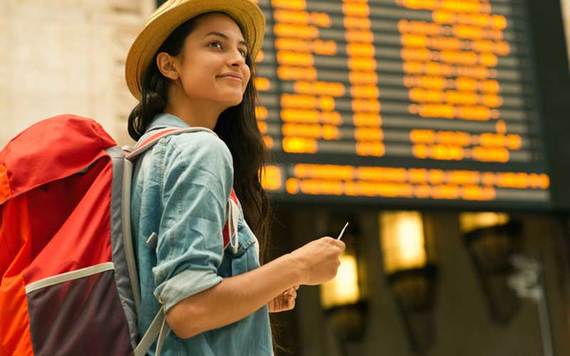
[380,211,438,354]
[509,255,554,356]
[561,0,570,70]
[461,213,522,324]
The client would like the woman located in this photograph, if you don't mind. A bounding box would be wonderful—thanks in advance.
[125,0,345,354]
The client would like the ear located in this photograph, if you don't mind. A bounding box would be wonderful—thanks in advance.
[156,52,180,80]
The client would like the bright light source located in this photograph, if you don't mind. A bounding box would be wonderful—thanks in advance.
[320,253,361,309]
[460,212,509,234]
[380,211,427,273]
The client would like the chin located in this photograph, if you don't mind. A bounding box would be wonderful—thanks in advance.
[216,100,242,113]
[219,95,244,107]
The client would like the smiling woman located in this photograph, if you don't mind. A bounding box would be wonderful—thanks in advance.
[155,14,252,129]
[123,1,346,355]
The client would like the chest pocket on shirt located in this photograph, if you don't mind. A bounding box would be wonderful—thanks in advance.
[226,220,260,276]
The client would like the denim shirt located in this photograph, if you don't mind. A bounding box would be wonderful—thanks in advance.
[130,113,273,355]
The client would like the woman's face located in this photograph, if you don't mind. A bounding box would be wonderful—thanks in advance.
[166,13,251,108]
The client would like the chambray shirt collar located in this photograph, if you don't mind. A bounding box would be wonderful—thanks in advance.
[147,113,189,132]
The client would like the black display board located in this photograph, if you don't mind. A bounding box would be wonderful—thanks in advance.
[253,0,561,210]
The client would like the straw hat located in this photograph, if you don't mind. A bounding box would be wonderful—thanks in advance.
[125,0,265,100]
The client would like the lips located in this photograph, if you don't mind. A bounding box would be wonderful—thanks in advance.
[219,73,243,81]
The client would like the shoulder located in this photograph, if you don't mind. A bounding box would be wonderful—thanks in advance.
[170,130,231,159]
[159,130,233,172]
[155,130,234,196]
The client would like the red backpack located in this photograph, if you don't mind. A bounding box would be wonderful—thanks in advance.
[0,114,239,355]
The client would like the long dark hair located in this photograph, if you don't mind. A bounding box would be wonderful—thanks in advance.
[127,13,272,261]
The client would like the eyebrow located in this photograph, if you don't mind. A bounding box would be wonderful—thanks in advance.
[205,32,247,47]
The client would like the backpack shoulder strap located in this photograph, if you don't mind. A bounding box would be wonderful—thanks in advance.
[121,126,217,310]
[125,127,216,161]
[123,126,238,356]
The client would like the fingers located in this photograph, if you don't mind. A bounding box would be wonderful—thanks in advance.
[283,288,297,299]
[287,295,296,310]
[269,289,298,313]
[322,236,346,251]
[283,292,296,310]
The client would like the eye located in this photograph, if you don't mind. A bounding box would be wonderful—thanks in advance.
[208,41,223,49]
[239,48,248,58]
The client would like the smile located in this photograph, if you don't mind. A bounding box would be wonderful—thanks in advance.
[219,75,243,82]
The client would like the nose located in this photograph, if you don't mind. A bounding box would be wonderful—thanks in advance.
[228,48,247,67]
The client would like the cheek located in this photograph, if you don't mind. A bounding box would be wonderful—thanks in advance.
[179,63,212,92]
[243,68,252,89]
[179,74,200,96]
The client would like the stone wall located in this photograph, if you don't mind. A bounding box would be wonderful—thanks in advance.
[0,0,155,146]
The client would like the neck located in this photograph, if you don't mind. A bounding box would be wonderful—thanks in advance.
[164,85,224,130]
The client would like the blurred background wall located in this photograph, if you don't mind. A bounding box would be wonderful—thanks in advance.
[0,0,154,146]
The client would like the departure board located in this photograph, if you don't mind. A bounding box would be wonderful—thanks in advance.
[253,0,551,209]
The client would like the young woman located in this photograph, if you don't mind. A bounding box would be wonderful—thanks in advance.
[125,0,345,354]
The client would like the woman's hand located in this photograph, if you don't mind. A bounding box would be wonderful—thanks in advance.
[268,285,299,313]
[289,237,345,286]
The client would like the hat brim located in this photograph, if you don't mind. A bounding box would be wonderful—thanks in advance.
[125,0,265,100]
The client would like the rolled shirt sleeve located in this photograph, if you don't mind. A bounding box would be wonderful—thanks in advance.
[152,132,233,312]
